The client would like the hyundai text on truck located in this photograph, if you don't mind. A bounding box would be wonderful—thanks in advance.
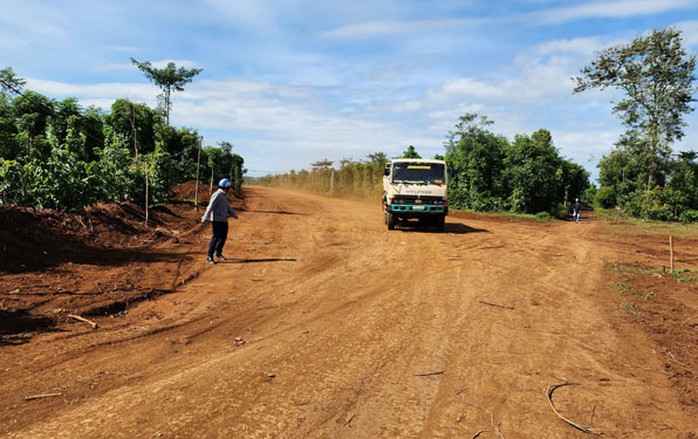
[382,159,449,231]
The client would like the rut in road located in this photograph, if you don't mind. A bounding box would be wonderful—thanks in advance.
[3,186,694,438]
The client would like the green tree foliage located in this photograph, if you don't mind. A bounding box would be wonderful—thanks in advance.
[13,90,53,158]
[0,94,20,159]
[574,28,697,191]
[445,113,507,211]
[445,115,589,216]
[0,67,26,95]
[106,99,157,157]
[504,129,566,213]
[0,69,245,212]
[401,145,421,158]
[130,58,203,126]
[576,28,698,220]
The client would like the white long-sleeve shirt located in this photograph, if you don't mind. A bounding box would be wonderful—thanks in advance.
[202,189,238,222]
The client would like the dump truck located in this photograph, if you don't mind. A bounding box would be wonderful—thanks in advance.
[382,158,449,231]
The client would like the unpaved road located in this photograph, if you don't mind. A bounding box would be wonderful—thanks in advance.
[1,186,696,438]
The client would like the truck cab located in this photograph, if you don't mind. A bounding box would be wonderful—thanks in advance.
[382,159,449,231]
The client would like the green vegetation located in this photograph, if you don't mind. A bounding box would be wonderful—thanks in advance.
[259,113,591,218]
[620,302,638,314]
[599,212,698,236]
[445,114,590,216]
[575,28,698,222]
[611,263,697,283]
[0,64,244,212]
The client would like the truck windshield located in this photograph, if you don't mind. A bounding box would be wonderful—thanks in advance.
[392,163,446,185]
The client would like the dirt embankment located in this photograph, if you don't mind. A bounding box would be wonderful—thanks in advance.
[0,185,696,438]
[0,181,243,340]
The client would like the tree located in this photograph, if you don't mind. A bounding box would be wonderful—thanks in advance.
[12,90,53,158]
[107,99,157,157]
[0,67,26,95]
[0,94,20,159]
[574,27,697,190]
[504,129,564,214]
[130,58,202,126]
[311,159,333,170]
[401,145,421,159]
[444,113,507,211]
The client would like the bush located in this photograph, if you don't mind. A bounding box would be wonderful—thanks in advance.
[623,189,673,221]
[534,211,553,221]
[595,186,616,208]
[679,209,698,223]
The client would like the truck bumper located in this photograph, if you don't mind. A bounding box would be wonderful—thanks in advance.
[387,204,447,215]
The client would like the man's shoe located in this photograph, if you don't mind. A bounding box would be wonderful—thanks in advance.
[207,257,216,265]
[216,254,226,261]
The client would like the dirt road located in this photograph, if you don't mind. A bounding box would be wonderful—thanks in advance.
[1,186,696,438]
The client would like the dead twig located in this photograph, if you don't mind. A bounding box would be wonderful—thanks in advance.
[25,392,63,401]
[545,382,600,435]
[590,403,596,427]
[292,400,310,407]
[413,371,444,377]
[344,414,355,427]
[478,300,514,310]
[67,314,99,329]
[471,430,489,439]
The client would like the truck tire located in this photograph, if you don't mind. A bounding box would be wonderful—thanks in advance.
[436,215,445,232]
[387,212,396,230]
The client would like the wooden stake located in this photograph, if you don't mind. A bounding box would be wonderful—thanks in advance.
[195,136,202,211]
[669,235,674,273]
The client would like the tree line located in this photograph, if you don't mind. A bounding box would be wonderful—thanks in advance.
[0,64,245,213]
[257,119,591,218]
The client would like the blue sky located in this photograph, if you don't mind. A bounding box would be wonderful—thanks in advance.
[2,0,698,180]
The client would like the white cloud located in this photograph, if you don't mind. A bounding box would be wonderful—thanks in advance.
[532,0,697,24]
[26,78,159,107]
[323,17,487,39]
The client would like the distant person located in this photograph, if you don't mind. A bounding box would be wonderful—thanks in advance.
[201,178,238,264]
[573,198,582,223]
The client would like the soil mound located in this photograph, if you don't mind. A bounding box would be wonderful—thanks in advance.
[0,181,243,338]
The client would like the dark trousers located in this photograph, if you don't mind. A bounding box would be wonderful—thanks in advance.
[208,221,229,258]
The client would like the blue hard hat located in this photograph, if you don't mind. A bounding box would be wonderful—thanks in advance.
[218,178,231,188]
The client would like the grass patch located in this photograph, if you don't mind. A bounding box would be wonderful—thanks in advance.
[596,209,698,236]
[611,264,697,283]
[613,280,637,296]
[620,302,637,314]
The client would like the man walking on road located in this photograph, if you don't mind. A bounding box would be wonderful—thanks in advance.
[201,178,238,264]
[573,198,582,223]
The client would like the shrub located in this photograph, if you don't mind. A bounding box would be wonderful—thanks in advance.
[534,211,553,221]
[679,209,698,223]
[595,186,616,208]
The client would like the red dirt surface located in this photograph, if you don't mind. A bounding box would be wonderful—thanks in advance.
[1,185,697,438]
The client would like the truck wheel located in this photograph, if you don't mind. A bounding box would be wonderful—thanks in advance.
[436,215,445,232]
[387,213,396,230]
